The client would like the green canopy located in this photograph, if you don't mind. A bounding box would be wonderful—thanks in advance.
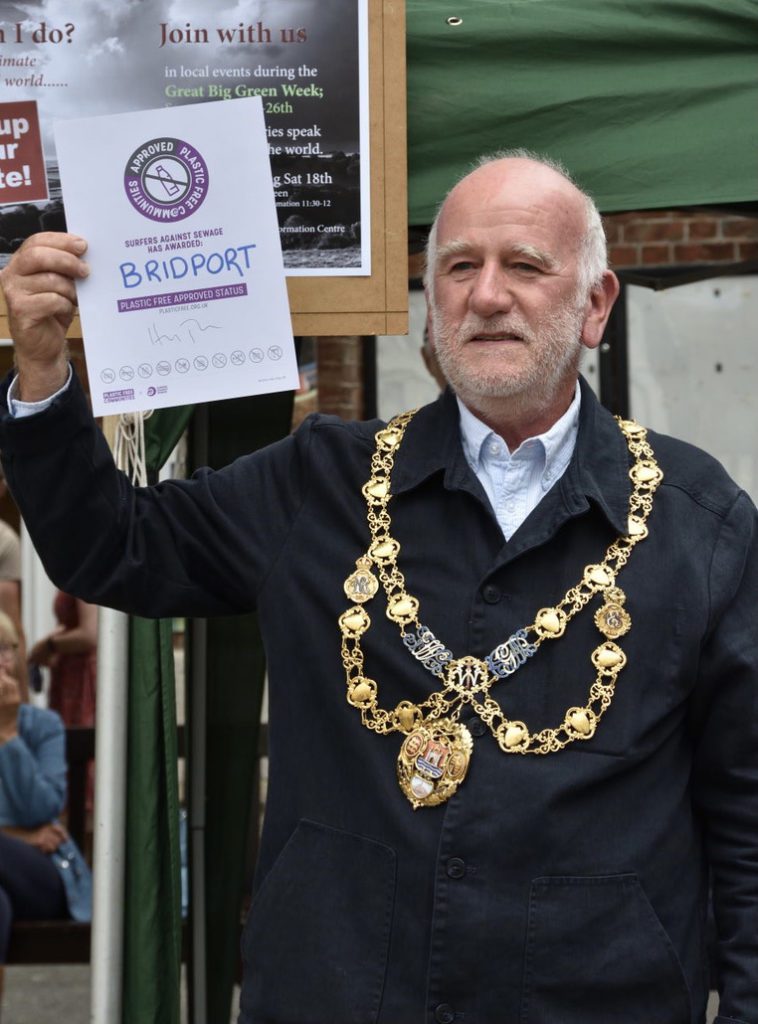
[407,0,758,222]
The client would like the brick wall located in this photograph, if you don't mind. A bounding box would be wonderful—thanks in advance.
[315,335,364,418]
[604,210,758,269]
[290,335,365,429]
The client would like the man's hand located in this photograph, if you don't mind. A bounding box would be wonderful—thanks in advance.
[0,232,89,402]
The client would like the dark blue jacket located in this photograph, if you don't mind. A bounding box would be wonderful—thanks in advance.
[1,372,756,1024]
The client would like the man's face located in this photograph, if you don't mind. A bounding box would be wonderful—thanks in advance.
[428,161,593,409]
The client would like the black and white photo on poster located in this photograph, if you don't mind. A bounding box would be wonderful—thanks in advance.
[0,0,370,275]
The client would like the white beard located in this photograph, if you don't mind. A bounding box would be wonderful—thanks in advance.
[430,300,586,414]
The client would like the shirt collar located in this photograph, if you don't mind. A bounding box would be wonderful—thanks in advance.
[391,380,631,536]
[456,383,581,490]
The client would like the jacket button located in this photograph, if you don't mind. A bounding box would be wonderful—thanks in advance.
[467,717,486,738]
[482,584,502,604]
[446,857,466,879]
[435,1004,456,1024]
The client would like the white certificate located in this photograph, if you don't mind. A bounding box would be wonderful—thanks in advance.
[54,98,298,415]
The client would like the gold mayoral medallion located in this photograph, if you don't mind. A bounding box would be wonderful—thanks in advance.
[397,719,473,809]
[339,410,663,808]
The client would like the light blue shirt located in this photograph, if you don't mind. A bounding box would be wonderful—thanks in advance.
[8,366,73,419]
[456,382,581,540]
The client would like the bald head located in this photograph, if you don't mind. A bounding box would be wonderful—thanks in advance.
[426,153,607,302]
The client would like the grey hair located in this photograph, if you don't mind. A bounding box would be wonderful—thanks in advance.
[423,148,607,302]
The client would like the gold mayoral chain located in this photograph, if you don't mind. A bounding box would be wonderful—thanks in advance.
[339,412,663,809]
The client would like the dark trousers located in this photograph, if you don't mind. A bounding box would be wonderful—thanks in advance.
[0,831,67,962]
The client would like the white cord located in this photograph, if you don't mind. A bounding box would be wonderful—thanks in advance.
[113,410,154,486]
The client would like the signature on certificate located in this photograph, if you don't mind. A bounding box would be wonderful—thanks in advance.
[148,319,222,347]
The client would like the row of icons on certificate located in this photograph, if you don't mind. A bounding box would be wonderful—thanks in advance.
[100,347,284,384]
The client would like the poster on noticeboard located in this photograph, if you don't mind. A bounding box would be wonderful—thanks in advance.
[0,0,370,276]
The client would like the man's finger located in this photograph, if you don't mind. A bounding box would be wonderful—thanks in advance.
[12,270,79,304]
[18,231,87,256]
[6,241,89,283]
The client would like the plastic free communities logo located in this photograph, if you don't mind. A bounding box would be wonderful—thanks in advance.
[124,137,208,223]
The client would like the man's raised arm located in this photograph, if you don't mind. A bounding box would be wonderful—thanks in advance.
[0,235,310,620]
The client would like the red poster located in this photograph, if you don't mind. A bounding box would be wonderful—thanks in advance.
[0,99,48,206]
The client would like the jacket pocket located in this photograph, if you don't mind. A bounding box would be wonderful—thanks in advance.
[520,874,691,1024]
[240,819,396,1024]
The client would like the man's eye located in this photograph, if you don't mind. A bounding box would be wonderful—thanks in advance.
[449,261,475,273]
[513,262,540,273]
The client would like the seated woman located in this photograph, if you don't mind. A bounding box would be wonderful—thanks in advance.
[0,611,91,1004]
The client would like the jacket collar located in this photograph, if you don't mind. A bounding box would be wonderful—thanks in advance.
[390,377,631,535]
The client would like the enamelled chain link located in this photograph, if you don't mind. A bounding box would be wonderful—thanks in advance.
[339,411,663,808]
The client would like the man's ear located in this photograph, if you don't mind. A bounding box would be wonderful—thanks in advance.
[580,271,620,350]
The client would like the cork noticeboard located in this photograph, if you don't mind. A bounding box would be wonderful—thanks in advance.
[289,0,408,336]
[0,0,408,340]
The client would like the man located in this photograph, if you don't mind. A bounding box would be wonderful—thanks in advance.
[0,153,755,1024]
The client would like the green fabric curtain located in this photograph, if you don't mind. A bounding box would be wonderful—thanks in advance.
[123,406,193,1024]
[407,0,758,222]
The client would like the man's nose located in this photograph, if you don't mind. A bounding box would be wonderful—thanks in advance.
[468,264,514,318]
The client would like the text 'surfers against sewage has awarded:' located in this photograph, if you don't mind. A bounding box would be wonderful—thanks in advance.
[54,97,298,416]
